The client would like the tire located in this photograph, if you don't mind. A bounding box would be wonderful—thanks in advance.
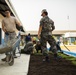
[8,55,14,66]
[6,55,14,66]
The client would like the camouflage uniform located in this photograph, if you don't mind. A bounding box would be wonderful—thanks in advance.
[40,16,57,56]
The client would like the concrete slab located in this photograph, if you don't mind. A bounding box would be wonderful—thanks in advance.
[0,54,30,75]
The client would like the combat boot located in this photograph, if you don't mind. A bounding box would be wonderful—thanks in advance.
[54,53,62,60]
[1,57,6,61]
[43,56,50,62]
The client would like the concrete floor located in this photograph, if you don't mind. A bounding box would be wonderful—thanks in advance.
[0,54,30,75]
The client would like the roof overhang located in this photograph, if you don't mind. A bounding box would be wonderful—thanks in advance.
[25,30,76,36]
[0,0,25,32]
[0,0,14,17]
[64,32,76,38]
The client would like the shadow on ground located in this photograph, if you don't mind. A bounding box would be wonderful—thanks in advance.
[28,53,76,75]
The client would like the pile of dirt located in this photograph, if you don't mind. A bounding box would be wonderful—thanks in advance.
[28,54,76,75]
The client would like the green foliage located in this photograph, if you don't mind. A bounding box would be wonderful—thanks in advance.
[59,53,76,65]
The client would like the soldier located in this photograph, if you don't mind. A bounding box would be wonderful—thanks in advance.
[1,10,23,61]
[38,9,59,62]
[25,33,32,43]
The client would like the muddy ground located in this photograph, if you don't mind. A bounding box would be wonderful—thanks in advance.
[28,54,76,75]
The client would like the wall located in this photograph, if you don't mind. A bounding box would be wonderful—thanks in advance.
[0,14,4,44]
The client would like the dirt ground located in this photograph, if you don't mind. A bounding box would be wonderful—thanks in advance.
[28,54,76,75]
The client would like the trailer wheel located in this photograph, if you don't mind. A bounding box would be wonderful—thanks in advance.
[8,55,14,66]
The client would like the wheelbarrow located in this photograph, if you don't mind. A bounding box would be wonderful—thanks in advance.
[0,35,21,66]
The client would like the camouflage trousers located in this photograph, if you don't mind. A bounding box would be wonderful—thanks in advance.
[4,32,16,55]
[40,33,57,56]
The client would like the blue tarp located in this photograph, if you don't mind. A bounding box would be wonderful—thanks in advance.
[47,47,76,57]
[62,50,76,57]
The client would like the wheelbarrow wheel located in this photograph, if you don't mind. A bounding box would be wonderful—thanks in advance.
[8,55,14,66]
[6,55,14,66]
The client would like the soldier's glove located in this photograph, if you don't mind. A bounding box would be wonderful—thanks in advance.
[5,32,9,35]
[19,26,25,32]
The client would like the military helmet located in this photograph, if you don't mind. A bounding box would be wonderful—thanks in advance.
[42,9,47,13]
[41,9,48,16]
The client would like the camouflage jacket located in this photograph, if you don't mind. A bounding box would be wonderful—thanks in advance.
[40,16,54,35]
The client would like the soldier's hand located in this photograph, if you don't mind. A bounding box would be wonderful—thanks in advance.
[5,32,9,35]
[19,26,25,32]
